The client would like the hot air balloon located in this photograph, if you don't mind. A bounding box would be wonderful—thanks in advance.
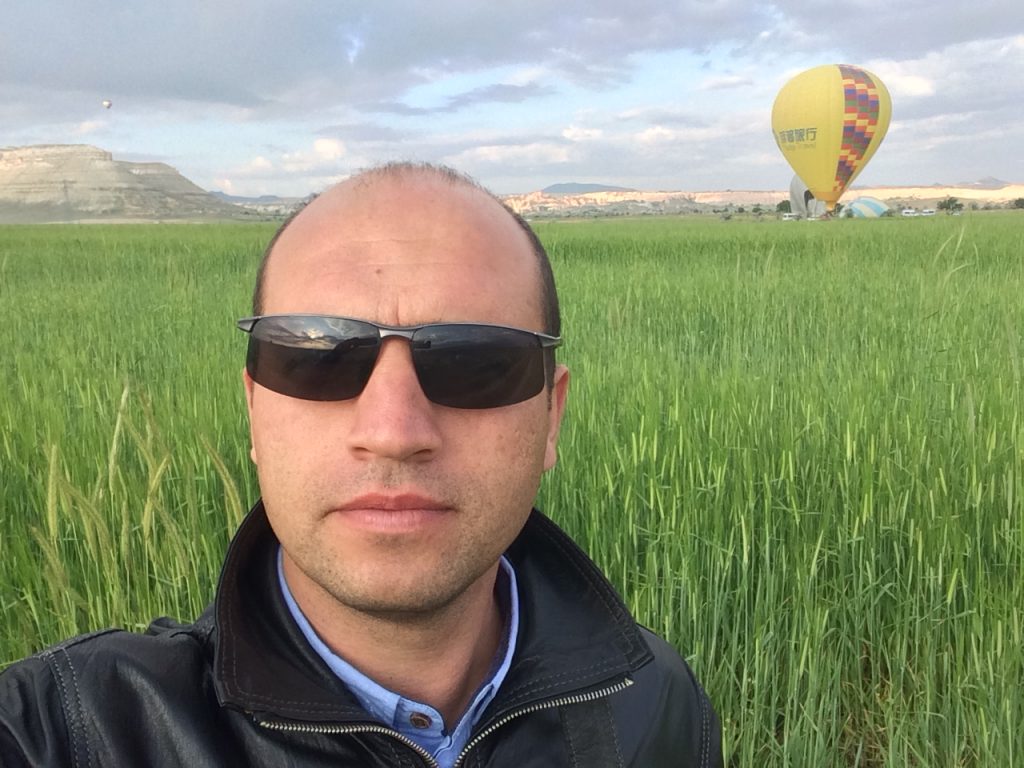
[772,64,891,212]
[101,100,112,109]
[789,174,827,219]
[845,197,890,218]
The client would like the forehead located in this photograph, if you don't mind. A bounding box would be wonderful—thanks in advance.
[260,174,542,328]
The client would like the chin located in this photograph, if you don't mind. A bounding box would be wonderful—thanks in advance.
[330,571,474,618]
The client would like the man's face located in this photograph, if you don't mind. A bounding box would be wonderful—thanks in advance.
[244,175,568,620]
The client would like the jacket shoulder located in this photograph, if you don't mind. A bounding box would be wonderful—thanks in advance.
[0,618,215,766]
[609,627,723,767]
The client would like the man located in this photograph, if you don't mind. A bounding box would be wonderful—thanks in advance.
[1,163,721,766]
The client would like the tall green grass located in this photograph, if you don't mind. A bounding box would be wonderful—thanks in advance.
[1,216,1021,765]
[0,225,262,639]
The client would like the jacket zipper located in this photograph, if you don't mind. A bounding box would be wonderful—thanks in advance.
[452,677,633,767]
[256,717,442,767]
[254,676,633,768]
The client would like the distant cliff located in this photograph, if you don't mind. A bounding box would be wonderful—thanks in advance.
[0,145,246,223]
[504,182,1024,218]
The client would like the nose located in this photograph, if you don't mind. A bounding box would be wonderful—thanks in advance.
[346,338,443,462]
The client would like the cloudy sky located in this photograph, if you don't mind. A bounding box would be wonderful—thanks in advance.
[3,1,1022,196]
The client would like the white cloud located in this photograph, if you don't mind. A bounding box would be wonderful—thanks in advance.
[698,74,754,90]
[633,110,764,147]
[635,126,678,145]
[72,120,103,135]
[877,72,935,99]
[506,66,552,86]
[447,142,571,167]
[244,156,274,172]
[562,125,603,141]
[867,34,1024,118]
[313,138,346,160]
[209,137,363,197]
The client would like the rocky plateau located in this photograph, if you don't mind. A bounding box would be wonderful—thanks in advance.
[0,145,245,223]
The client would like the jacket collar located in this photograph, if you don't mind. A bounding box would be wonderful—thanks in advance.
[213,501,653,722]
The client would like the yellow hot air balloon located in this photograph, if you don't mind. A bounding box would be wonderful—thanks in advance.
[772,64,891,212]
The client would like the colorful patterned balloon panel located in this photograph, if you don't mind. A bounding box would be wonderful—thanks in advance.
[836,65,886,191]
[772,64,892,209]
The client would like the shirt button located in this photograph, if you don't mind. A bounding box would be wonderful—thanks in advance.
[409,712,433,729]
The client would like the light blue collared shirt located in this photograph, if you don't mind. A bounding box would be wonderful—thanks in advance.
[277,549,519,768]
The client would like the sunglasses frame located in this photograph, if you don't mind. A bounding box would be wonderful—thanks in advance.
[237,315,562,350]
[237,314,562,408]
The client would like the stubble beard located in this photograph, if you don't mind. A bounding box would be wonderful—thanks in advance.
[269,436,545,626]
[293,527,506,626]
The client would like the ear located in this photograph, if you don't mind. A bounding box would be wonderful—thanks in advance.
[242,368,258,464]
[542,364,570,472]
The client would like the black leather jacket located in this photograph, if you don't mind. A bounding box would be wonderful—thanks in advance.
[1,503,721,767]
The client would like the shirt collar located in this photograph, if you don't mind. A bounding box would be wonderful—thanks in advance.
[277,548,519,762]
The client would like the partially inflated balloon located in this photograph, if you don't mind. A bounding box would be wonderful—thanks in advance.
[789,174,827,219]
[846,197,890,218]
[772,64,891,211]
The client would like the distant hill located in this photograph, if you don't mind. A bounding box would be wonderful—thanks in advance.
[0,145,247,223]
[541,182,636,195]
[954,177,1011,190]
[210,191,289,205]
[210,190,307,217]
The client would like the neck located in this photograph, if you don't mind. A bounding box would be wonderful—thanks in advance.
[285,558,505,726]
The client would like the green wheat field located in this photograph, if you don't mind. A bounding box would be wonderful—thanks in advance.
[1,214,1022,766]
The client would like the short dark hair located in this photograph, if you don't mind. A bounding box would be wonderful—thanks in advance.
[250,162,561,384]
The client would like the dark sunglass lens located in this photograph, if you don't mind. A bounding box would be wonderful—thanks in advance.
[247,317,380,401]
[413,326,545,409]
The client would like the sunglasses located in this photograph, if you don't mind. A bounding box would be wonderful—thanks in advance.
[237,314,562,409]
